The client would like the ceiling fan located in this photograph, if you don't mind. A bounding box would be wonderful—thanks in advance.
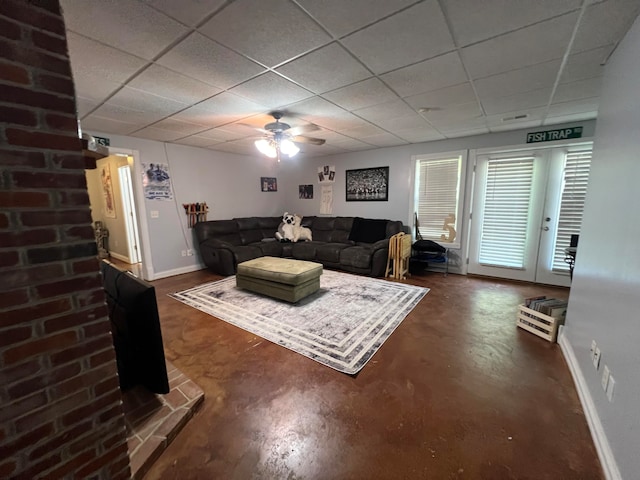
[254,111,326,161]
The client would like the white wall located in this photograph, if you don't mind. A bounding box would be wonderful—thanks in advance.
[84,133,287,278]
[281,120,595,273]
[561,16,640,480]
[86,120,595,279]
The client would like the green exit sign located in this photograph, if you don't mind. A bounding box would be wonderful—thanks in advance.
[527,127,583,143]
[94,135,110,146]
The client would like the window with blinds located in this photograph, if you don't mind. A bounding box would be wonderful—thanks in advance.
[478,156,535,269]
[414,154,462,243]
[551,150,592,271]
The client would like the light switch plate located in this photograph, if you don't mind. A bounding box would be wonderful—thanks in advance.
[593,347,601,369]
[606,375,615,402]
[601,365,610,391]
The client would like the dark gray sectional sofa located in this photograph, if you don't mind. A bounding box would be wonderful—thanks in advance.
[194,216,404,277]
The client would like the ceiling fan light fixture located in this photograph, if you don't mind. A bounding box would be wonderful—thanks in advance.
[255,138,277,158]
[280,138,300,157]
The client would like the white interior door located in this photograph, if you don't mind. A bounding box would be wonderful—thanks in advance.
[468,143,592,286]
[118,164,141,264]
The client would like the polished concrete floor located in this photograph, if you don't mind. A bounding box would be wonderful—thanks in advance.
[139,267,602,479]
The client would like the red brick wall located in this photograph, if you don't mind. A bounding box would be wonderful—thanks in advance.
[0,1,131,478]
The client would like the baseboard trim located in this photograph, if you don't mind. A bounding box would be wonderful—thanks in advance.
[558,331,622,480]
[108,251,129,263]
[151,263,205,281]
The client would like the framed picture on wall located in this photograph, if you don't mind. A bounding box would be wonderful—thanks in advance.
[299,184,313,199]
[345,166,389,202]
[261,177,277,192]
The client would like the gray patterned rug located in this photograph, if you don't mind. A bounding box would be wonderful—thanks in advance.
[170,270,429,374]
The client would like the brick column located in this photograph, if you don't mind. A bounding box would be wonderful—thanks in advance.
[0,1,131,478]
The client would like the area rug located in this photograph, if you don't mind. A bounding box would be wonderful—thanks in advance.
[169,270,429,374]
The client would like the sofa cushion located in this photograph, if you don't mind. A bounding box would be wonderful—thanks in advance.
[348,217,388,243]
[340,246,372,269]
[195,220,238,244]
[232,245,263,264]
[240,229,263,245]
[291,242,318,261]
[316,243,350,263]
[256,240,283,257]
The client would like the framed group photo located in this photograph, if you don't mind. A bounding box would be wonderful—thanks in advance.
[345,166,389,202]
[261,177,277,192]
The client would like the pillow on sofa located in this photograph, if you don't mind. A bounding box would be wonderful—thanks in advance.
[348,217,388,243]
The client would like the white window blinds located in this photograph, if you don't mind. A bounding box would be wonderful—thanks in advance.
[415,155,461,242]
[478,156,535,269]
[552,150,592,271]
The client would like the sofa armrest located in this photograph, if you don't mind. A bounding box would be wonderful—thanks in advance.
[369,238,390,251]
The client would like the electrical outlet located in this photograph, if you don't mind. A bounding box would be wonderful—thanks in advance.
[187,249,194,256]
[181,250,187,257]
[601,365,610,391]
[606,375,615,402]
[593,347,601,370]
[590,340,597,360]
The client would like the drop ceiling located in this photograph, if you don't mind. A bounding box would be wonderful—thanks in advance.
[61,0,640,157]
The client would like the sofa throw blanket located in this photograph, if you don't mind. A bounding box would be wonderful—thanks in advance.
[348,217,388,243]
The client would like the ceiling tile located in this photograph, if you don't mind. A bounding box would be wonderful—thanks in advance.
[277,43,371,94]
[229,73,314,108]
[442,0,582,47]
[482,87,552,115]
[297,0,416,38]
[553,77,603,103]
[107,86,188,117]
[128,65,222,105]
[342,1,455,74]
[354,99,416,123]
[420,102,484,127]
[484,106,547,127]
[287,97,364,130]
[191,126,252,142]
[199,0,332,67]
[374,113,431,131]
[547,98,600,116]
[80,115,142,135]
[66,32,148,102]
[61,0,188,60]
[142,0,226,27]
[381,52,468,98]
[461,13,578,79]
[572,0,640,53]
[130,126,189,142]
[543,111,598,125]
[149,118,209,136]
[321,78,398,111]
[443,127,490,138]
[474,59,562,99]
[339,123,388,139]
[173,93,265,128]
[560,46,610,84]
[156,32,265,89]
[91,102,165,125]
[489,118,543,133]
[174,135,221,147]
[404,83,477,109]
[76,97,99,117]
[357,132,408,147]
[393,126,446,143]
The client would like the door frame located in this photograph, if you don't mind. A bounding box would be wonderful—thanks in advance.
[466,139,593,285]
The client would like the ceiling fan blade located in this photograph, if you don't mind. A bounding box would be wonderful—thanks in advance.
[293,135,326,146]
[288,123,320,136]
[237,122,268,134]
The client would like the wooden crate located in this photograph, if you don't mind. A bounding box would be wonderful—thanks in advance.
[516,304,565,342]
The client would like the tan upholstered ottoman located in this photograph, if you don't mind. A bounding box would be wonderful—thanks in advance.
[236,257,323,303]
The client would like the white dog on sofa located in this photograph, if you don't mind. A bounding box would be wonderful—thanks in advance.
[279,214,312,242]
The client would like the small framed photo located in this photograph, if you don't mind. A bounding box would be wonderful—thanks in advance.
[346,166,389,201]
[261,177,277,192]
[299,184,313,199]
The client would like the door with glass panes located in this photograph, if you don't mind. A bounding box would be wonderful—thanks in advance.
[468,143,591,287]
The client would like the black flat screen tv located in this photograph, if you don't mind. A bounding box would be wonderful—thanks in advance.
[101,260,170,394]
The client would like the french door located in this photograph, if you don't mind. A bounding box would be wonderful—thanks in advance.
[468,143,592,286]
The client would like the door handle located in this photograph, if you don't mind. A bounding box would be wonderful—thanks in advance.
[543,226,549,231]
